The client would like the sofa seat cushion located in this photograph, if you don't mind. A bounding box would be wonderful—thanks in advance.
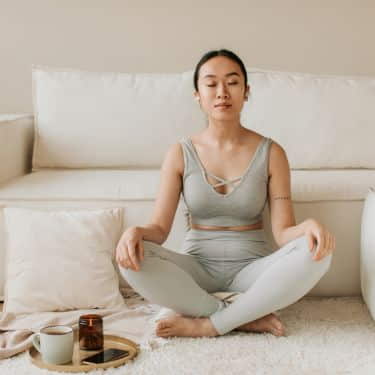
[0,169,371,299]
[0,169,374,202]
[0,170,160,201]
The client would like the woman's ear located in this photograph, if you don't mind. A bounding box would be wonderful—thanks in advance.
[245,85,250,100]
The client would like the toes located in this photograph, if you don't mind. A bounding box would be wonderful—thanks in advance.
[270,315,283,330]
[274,323,284,335]
[267,314,285,336]
[156,325,170,336]
[156,319,172,330]
[155,318,178,337]
[275,321,283,330]
[276,329,285,337]
[156,327,177,338]
[273,325,285,337]
[156,330,170,337]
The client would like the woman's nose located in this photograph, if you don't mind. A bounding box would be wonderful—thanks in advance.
[217,88,229,99]
[217,83,230,97]
[218,94,229,100]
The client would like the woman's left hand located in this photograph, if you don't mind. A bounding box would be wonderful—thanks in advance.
[303,218,336,261]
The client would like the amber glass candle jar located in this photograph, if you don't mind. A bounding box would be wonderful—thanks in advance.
[78,314,104,350]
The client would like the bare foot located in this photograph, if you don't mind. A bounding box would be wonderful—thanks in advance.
[155,315,219,338]
[235,313,285,336]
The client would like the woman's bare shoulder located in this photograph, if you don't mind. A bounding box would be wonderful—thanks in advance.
[268,139,289,178]
[269,139,287,158]
[162,141,185,177]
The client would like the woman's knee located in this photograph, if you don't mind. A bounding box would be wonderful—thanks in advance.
[141,240,168,260]
[295,235,333,273]
[118,240,157,278]
[142,240,157,258]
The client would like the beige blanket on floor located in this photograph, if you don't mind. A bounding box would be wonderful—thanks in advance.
[0,287,169,359]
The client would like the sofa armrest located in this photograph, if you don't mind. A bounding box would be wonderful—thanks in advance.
[361,187,375,319]
[0,114,34,185]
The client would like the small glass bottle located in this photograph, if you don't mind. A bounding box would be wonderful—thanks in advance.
[79,314,104,350]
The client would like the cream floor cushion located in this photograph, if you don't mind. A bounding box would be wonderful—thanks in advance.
[3,207,125,313]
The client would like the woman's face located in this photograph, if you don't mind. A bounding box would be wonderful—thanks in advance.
[195,56,249,121]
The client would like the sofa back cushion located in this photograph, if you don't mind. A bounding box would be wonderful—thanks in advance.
[32,66,375,170]
[243,69,375,169]
[31,66,205,171]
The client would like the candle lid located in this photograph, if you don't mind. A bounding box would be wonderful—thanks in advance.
[79,314,103,325]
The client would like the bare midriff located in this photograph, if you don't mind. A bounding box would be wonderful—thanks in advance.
[191,220,263,232]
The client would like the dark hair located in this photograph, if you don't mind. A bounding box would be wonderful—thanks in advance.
[193,49,248,93]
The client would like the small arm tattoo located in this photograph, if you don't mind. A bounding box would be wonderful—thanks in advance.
[273,196,291,200]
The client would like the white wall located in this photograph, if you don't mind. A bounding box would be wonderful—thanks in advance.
[1,0,375,113]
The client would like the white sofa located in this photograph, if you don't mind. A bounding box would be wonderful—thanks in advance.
[1,66,374,303]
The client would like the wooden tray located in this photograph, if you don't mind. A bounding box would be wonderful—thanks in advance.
[28,333,140,372]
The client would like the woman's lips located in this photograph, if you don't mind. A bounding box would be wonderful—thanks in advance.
[215,105,232,110]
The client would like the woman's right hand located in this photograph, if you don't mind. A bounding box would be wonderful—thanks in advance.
[115,226,145,272]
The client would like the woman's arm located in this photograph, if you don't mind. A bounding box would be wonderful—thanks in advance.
[267,141,307,247]
[267,142,336,260]
[136,142,184,245]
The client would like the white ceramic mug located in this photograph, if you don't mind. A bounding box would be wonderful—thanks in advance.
[32,325,74,365]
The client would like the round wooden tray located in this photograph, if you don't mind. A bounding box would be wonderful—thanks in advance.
[28,333,140,372]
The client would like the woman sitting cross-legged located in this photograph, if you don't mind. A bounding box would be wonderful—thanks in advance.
[115,48,335,338]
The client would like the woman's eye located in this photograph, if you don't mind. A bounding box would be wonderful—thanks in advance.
[206,82,238,87]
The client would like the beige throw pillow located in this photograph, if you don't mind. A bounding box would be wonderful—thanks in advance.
[3,207,125,313]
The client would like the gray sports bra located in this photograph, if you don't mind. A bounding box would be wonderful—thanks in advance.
[180,136,273,227]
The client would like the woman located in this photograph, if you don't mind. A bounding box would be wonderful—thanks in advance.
[116,49,336,338]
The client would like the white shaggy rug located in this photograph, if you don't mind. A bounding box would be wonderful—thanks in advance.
[1,296,375,375]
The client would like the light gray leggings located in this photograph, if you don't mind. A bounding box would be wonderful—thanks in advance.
[120,228,332,335]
